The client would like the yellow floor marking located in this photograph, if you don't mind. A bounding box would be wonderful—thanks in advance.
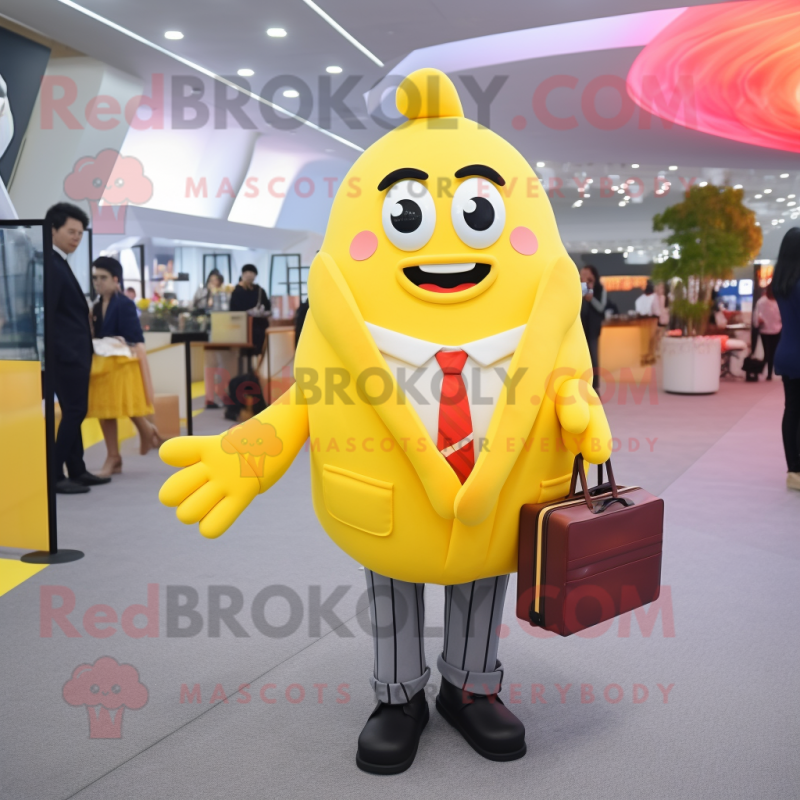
[0,558,47,598]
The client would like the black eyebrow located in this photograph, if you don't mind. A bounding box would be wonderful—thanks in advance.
[454,164,506,187]
[377,168,429,192]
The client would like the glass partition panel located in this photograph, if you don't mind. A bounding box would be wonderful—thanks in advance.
[0,222,44,362]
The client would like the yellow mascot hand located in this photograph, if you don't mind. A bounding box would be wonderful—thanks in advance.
[555,378,612,465]
[159,389,309,538]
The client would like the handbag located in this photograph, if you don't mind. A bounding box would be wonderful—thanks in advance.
[516,455,664,636]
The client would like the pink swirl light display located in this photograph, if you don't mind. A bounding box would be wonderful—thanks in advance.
[627,0,800,153]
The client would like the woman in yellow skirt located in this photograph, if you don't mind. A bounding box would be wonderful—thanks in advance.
[87,257,163,477]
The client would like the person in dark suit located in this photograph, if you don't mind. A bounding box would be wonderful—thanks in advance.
[579,264,607,391]
[45,202,110,494]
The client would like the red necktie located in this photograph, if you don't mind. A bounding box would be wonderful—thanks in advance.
[435,350,475,484]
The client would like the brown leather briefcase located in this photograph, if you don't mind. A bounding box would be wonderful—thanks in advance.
[517,456,664,636]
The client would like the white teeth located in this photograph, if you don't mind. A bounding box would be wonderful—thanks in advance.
[418,263,475,274]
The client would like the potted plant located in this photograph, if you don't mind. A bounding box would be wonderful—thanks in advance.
[652,184,762,393]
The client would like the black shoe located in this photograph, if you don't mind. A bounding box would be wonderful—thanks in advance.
[205,400,221,409]
[356,690,429,775]
[55,479,90,494]
[72,471,112,486]
[224,407,239,422]
[436,678,526,762]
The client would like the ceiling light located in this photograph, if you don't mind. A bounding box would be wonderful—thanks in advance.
[301,0,384,66]
[777,197,786,202]
[611,185,619,191]
[536,161,545,168]
[764,189,772,194]
[699,181,708,187]
[283,89,299,98]
[618,201,626,207]
[53,0,363,152]
[754,194,763,199]
[733,184,743,189]
[617,247,623,251]
[591,249,598,253]
[668,165,678,171]
[586,178,593,184]
[780,173,789,178]
[617,189,625,194]
[267,27,287,37]
[164,30,183,40]
[788,202,797,207]
[631,163,640,168]
[789,194,796,199]
[326,65,343,74]
[572,201,582,208]
[237,68,254,77]
[779,218,785,223]
[583,193,591,198]
[604,249,611,254]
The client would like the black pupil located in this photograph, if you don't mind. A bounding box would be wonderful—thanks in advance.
[391,199,422,233]
[464,197,494,231]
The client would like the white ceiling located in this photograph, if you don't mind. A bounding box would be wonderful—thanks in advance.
[2,0,798,258]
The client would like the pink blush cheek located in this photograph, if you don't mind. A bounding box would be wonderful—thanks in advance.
[510,226,538,256]
[349,230,378,261]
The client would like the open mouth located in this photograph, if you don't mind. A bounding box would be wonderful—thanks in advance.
[402,263,491,293]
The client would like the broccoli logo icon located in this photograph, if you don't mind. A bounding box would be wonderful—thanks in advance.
[62,656,148,739]
[63,149,153,234]
[221,418,283,477]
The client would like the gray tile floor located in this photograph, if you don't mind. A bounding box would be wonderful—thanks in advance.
[2,378,798,800]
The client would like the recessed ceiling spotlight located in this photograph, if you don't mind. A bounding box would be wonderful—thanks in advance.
[617,247,623,251]
[777,197,786,202]
[755,194,763,199]
[764,189,772,194]
[631,163,640,168]
[283,89,299,98]
[267,27,287,37]
[604,249,612,254]
[780,173,789,178]
[164,30,183,40]
[699,181,708,187]
[591,249,598,253]
[326,65,343,74]
[237,68,254,77]
[789,194,796,199]
[586,178,593,184]
[733,184,743,189]
[787,201,796,207]
[668,165,678,170]
[536,161,545,168]
[618,201,626,207]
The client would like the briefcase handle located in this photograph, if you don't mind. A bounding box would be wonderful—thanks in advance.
[567,455,634,515]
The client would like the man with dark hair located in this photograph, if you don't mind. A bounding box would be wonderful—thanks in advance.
[45,202,110,494]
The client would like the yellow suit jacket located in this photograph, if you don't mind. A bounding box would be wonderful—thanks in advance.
[295,252,597,585]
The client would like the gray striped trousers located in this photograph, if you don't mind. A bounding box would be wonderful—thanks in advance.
[364,569,509,705]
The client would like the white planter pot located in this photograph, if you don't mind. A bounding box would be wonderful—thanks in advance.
[661,336,721,394]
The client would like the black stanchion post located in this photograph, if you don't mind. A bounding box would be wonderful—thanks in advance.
[185,339,193,436]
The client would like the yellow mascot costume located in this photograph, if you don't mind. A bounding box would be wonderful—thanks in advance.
[160,68,612,773]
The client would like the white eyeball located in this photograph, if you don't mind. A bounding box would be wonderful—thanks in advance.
[381,180,436,251]
[451,177,506,249]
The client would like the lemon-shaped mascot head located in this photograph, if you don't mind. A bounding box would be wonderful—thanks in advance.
[320,68,570,345]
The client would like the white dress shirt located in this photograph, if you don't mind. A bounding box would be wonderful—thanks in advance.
[635,293,658,316]
[53,244,69,261]
[365,322,526,450]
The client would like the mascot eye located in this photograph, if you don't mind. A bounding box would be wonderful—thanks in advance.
[381,180,435,251]
[451,177,506,249]
[90,684,100,694]
[112,684,121,694]
[115,178,125,188]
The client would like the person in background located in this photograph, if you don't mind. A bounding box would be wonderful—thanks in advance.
[755,284,782,381]
[193,269,224,311]
[635,281,658,316]
[46,202,111,494]
[580,264,607,391]
[230,264,271,357]
[772,227,800,491]
[125,286,136,301]
[88,257,163,477]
